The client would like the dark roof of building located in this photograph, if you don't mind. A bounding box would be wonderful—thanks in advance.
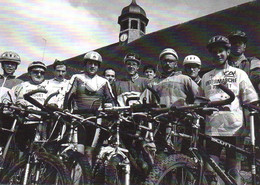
[19,1,260,81]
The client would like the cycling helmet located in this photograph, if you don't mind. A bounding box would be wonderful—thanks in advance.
[207,35,231,51]
[159,48,178,60]
[183,55,201,66]
[124,53,141,65]
[84,51,102,63]
[0,51,21,65]
[228,30,247,43]
[28,61,47,72]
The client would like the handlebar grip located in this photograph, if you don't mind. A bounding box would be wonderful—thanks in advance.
[208,84,235,107]
[243,102,260,112]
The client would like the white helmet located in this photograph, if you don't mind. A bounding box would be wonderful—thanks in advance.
[0,51,21,65]
[183,55,201,66]
[159,48,178,60]
[28,61,47,72]
[84,51,102,63]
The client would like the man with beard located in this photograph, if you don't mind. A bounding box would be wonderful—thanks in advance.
[115,53,149,106]
[142,48,200,154]
[144,48,200,107]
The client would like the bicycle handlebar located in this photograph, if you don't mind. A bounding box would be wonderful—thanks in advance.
[23,89,48,111]
[243,102,260,112]
[150,84,235,113]
[0,103,49,116]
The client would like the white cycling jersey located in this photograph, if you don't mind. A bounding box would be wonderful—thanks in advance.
[45,78,69,108]
[201,65,258,136]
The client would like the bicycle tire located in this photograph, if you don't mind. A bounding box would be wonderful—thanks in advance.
[143,153,207,185]
[1,151,71,184]
[65,150,92,185]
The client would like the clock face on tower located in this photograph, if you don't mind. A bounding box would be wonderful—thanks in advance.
[120,33,128,42]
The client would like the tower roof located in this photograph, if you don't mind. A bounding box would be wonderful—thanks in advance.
[118,0,149,24]
[122,0,146,17]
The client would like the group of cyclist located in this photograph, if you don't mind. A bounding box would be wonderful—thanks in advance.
[0,29,260,184]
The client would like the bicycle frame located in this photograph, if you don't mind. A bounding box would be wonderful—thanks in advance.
[95,111,131,185]
[172,109,259,185]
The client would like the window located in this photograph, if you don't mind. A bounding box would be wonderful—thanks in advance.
[141,22,145,32]
[131,20,138,29]
[121,20,129,31]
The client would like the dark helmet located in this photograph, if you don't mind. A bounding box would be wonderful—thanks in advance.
[228,30,247,43]
[207,35,231,51]
[124,53,141,65]
[28,61,47,72]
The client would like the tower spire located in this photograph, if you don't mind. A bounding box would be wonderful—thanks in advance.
[132,0,137,5]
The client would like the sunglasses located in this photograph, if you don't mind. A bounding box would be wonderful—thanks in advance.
[31,70,45,75]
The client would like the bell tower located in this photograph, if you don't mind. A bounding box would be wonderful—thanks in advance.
[118,0,149,45]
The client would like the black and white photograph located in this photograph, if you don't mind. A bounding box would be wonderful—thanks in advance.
[0,0,260,184]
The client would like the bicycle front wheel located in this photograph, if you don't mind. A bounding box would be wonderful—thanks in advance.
[1,151,71,185]
[144,154,207,185]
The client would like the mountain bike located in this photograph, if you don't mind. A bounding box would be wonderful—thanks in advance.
[144,84,260,185]
[91,102,156,185]
[23,89,98,184]
[0,101,71,184]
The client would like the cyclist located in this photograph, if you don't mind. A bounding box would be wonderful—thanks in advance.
[144,48,200,107]
[46,59,68,109]
[142,48,200,155]
[64,51,115,153]
[143,64,157,80]
[228,30,260,94]
[0,51,23,152]
[0,51,23,101]
[228,30,260,151]
[182,55,202,85]
[201,35,259,184]
[115,53,149,106]
[12,61,51,147]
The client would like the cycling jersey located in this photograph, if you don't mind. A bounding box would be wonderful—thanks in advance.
[12,80,50,141]
[229,54,260,74]
[201,64,258,136]
[143,72,200,107]
[115,74,149,106]
[0,75,23,102]
[64,73,115,111]
[45,78,69,108]
[14,80,49,111]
